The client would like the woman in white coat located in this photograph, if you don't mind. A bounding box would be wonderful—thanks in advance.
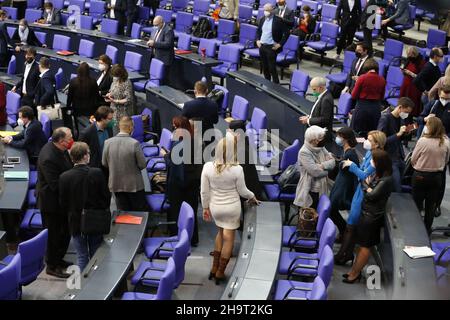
[201,136,260,284]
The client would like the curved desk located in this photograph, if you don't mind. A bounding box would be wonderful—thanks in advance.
[226,70,314,145]
[381,193,443,299]
[62,211,148,300]
[221,202,282,300]
[6,20,222,91]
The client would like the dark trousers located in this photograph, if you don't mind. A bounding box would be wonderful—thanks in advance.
[336,22,358,55]
[329,206,347,236]
[41,211,71,267]
[126,12,138,37]
[0,53,8,68]
[310,192,319,210]
[437,166,447,208]
[392,159,405,193]
[13,1,27,20]
[162,64,171,86]
[1,213,18,243]
[382,20,399,40]
[114,190,148,211]
[259,44,279,84]
[362,27,373,57]
[412,170,442,233]
[146,0,160,17]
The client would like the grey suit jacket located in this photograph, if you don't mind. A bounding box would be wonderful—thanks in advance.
[150,23,175,66]
[274,6,295,28]
[43,9,62,25]
[102,133,147,192]
[390,0,410,25]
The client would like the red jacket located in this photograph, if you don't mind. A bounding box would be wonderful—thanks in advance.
[352,71,386,101]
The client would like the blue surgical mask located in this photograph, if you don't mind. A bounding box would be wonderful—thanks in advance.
[335,136,344,147]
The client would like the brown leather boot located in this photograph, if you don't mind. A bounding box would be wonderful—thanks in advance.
[215,257,230,285]
[209,251,221,280]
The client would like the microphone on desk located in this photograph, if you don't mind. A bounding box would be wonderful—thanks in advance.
[83,259,98,278]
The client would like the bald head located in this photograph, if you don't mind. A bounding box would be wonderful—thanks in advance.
[310,77,327,96]
[153,16,164,28]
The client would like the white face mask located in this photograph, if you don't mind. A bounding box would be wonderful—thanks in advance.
[17,118,24,127]
[264,11,271,17]
[113,76,119,82]
[363,139,372,150]
[399,111,409,119]
[423,126,429,135]
[440,98,450,106]
[98,63,106,71]
[46,9,51,14]
[335,136,344,147]
[19,26,26,32]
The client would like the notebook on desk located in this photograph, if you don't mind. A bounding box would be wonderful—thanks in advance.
[4,171,29,180]
[115,214,143,225]
[56,50,75,56]
[175,50,193,54]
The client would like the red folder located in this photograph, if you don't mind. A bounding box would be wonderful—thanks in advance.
[115,214,143,225]
[56,50,75,56]
[175,50,193,54]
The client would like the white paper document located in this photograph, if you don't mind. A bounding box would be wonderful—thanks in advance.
[403,246,436,259]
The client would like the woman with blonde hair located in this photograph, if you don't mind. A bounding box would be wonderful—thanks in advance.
[201,136,259,284]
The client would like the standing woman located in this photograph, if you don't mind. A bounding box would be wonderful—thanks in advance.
[67,62,101,137]
[97,54,113,97]
[343,149,393,283]
[328,127,360,240]
[400,46,426,117]
[350,58,386,138]
[105,64,135,131]
[337,130,386,265]
[201,137,260,284]
[411,117,450,234]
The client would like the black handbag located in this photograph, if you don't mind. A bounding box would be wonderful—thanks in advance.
[80,169,111,235]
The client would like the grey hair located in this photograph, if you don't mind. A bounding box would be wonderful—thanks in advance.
[264,3,274,10]
[310,77,327,88]
[304,125,327,144]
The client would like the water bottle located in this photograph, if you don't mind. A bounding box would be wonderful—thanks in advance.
[225,107,231,118]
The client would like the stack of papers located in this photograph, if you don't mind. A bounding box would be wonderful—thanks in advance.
[4,171,29,180]
[403,246,436,259]
[127,39,142,43]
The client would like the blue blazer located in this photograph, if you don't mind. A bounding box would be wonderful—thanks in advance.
[10,120,47,159]
[35,71,56,106]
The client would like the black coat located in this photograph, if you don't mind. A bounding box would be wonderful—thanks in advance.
[413,61,442,92]
[66,77,101,117]
[37,142,73,213]
[377,109,407,161]
[430,100,450,136]
[16,61,40,101]
[274,5,295,28]
[97,69,113,97]
[309,90,334,141]
[151,23,175,66]
[361,175,393,219]
[240,135,263,199]
[345,56,370,89]
[59,165,110,236]
[79,123,113,168]
[336,0,362,25]
[329,147,359,209]
[11,28,42,47]
[107,0,127,26]
[256,15,289,52]
[34,71,56,107]
[9,119,47,160]
[181,97,219,134]
[0,21,10,56]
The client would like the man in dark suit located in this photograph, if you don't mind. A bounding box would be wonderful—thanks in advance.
[381,0,410,42]
[414,48,444,102]
[37,127,74,278]
[182,81,218,138]
[274,0,295,29]
[144,0,160,18]
[125,0,138,37]
[59,142,110,271]
[43,2,62,25]
[0,10,10,68]
[256,3,289,84]
[12,48,40,111]
[342,42,370,94]
[1,106,46,165]
[147,15,175,84]
[299,77,334,146]
[334,0,362,60]
[107,0,127,35]
[360,0,377,57]
[34,57,56,108]
[377,97,414,192]
[80,106,114,169]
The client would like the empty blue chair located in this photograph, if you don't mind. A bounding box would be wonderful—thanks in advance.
[131,229,190,289]
[134,58,165,92]
[52,0,65,10]
[326,50,356,85]
[335,92,353,124]
[121,258,176,300]
[131,23,142,39]
[35,31,46,45]
[197,38,217,58]
[0,254,21,300]
[384,66,404,107]
[212,45,240,85]
[246,107,267,148]
[146,192,170,213]
[78,39,95,58]
[174,11,194,38]
[277,35,299,78]
[212,19,237,47]
[193,0,210,22]
[27,0,42,8]
[137,6,151,24]
[7,55,16,75]
[423,29,448,58]
[80,14,94,30]
[143,202,194,260]
[275,275,328,300]
[321,3,337,22]
[156,8,173,23]
[101,18,119,35]
[24,9,42,22]
[3,7,18,19]
[52,34,71,51]
[144,127,173,158]
[177,32,192,50]
[281,69,310,97]
[230,95,249,121]
[227,23,257,52]
[7,27,17,39]
[306,22,339,66]
[89,0,106,24]
[377,39,403,76]
[124,51,142,73]
[69,0,85,11]
[6,91,21,126]
[105,45,118,64]
[172,0,189,12]
[238,4,253,23]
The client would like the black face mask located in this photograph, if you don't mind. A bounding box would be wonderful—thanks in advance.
[355,52,362,59]
[317,139,326,147]
[25,57,34,64]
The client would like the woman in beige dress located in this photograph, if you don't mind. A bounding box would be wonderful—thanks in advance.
[201,136,259,284]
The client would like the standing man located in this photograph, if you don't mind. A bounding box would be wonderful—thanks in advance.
[256,3,289,84]
[274,0,295,29]
[414,48,444,106]
[125,0,138,37]
[102,116,148,211]
[147,15,175,84]
[0,10,10,68]
[12,47,40,112]
[37,127,74,278]
[107,0,127,36]
[334,0,362,60]
[80,106,115,169]
[144,0,160,19]
[35,57,57,109]
[299,77,334,148]
[342,42,370,94]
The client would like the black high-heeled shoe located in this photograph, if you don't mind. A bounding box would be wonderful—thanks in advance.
[342,273,362,284]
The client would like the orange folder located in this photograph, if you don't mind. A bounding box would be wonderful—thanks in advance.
[115,214,143,225]
[56,50,75,56]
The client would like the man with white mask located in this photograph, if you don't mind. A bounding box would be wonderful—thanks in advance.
[377,97,415,192]
[255,3,289,84]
